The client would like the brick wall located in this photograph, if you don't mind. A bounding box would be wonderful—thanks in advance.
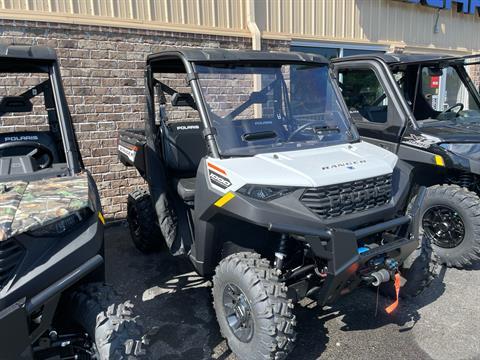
[0,72,51,132]
[0,19,288,220]
[470,64,480,89]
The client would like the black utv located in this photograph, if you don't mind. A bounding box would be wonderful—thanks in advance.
[0,45,147,359]
[118,48,434,359]
[333,53,480,268]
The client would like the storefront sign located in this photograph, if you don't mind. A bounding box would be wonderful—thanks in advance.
[430,76,440,88]
[400,0,480,16]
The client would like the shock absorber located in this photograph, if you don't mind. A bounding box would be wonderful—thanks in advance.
[274,234,288,272]
[449,171,475,189]
[458,171,474,189]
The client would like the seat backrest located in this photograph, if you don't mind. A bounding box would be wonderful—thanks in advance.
[0,131,60,161]
[162,121,207,177]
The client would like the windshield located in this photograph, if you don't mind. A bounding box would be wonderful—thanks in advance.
[399,62,480,124]
[0,70,66,165]
[196,63,356,156]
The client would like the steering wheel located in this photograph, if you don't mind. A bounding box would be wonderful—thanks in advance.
[440,103,464,117]
[0,141,54,169]
[286,121,321,142]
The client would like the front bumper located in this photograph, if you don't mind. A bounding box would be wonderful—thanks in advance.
[284,188,426,305]
[0,255,104,360]
[0,213,104,359]
[0,214,104,310]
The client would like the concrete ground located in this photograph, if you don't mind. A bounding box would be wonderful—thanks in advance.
[105,223,480,360]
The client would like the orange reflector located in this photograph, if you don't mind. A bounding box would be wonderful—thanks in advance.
[385,273,401,314]
[98,211,106,225]
[207,162,227,175]
[214,192,235,207]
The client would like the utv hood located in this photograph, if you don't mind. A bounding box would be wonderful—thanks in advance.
[419,121,480,143]
[0,174,91,241]
[216,141,397,189]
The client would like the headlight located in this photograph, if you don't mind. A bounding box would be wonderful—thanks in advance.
[439,143,480,159]
[28,207,92,237]
[237,184,297,201]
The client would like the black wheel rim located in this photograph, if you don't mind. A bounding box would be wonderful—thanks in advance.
[422,205,465,248]
[222,283,254,342]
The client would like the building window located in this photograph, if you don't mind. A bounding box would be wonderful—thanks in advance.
[342,48,382,57]
[291,42,387,59]
[290,45,339,60]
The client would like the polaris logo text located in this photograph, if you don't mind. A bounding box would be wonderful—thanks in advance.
[321,160,367,171]
[177,125,200,130]
[3,135,39,142]
[209,170,232,189]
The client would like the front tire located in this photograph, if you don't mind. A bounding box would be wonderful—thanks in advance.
[67,283,148,359]
[380,235,437,299]
[212,252,296,360]
[127,189,166,253]
[418,185,480,268]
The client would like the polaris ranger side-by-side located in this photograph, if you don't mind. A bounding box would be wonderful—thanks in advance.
[0,45,147,359]
[333,53,480,268]
[118,48,433,359]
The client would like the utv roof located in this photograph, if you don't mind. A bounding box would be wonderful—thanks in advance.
[0,44,57,61]
[332,52,458,66]
[147,47,329,64]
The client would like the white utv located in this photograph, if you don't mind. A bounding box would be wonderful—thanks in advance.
[118,48,434,359]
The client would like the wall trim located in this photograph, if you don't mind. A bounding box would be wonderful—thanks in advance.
[0,9,251,38]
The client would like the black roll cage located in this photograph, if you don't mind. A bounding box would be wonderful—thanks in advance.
[144,49,352,160]
[390,60,480,125]
[334,53,480,131]
[145,52,220,159]
[0,53,83,175]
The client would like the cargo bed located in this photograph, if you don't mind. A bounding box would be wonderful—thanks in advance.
[118,129,147,176]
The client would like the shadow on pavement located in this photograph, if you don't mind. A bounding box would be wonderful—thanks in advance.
[459,261,480,271]
[105,222,448,360]
[289,265,446,360]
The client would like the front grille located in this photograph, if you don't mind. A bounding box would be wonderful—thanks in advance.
[0,239,25,289]
[300,174,392,219]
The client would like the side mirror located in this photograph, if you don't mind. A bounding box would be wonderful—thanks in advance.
[171,93,196,109]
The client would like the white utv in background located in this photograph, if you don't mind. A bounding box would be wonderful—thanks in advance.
[118,48,434,359]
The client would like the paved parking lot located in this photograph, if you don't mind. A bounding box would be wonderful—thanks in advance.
[105,223,480,360]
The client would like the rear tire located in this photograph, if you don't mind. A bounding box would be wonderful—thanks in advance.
[212,252,296,360]
[67,283,149,359]
[418,185,480,268]
[127,189,166,253]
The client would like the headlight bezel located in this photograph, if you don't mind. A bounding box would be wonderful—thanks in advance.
[237,184,298,201]
[27,207,93,237]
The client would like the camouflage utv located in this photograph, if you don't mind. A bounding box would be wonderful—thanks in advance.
[0,45,147,359]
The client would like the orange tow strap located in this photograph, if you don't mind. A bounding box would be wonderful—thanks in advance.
[385,273,401,314]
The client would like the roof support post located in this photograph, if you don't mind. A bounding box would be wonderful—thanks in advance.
[246,0,261,51]
[246,0,262,117]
